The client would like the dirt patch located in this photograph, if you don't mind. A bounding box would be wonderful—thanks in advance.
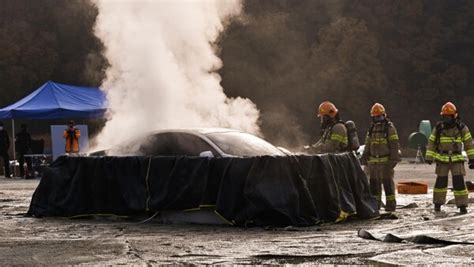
[0,240,124,265]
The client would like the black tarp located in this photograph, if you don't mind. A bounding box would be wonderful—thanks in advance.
[28,153,379,226]
[358,229,474,245]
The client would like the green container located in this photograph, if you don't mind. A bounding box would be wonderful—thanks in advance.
[408,132,428,149]
[419,120,432,139]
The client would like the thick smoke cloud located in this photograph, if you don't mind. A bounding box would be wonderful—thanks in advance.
[94,0,260,150]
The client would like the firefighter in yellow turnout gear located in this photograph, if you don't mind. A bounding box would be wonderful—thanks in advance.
[310,101,348,153]
[425,102,474,214]
[361,103,401,211]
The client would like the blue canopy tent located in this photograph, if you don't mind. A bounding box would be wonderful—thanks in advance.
[0,81,106,119]
[0,81,107,161]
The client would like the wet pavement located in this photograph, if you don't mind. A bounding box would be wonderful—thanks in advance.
[1,163,474,265]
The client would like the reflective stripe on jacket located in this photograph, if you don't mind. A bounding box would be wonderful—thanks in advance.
[425,123,474,163]
[312,123,348,153]
[362,121,400,164]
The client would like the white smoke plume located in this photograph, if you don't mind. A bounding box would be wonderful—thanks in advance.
[93,0,260,149]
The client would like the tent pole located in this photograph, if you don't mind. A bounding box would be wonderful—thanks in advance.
[11,119,15,160]
[11,119,15,177]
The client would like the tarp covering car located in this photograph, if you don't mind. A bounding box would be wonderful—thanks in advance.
[28,153,379,226]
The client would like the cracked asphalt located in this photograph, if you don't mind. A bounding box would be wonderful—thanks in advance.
[1,163,474,265]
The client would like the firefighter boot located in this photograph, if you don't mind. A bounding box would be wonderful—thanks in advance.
[385,200,396,212]
[453,175,469,209]
[433,176,448,209]
[460,206,468,214]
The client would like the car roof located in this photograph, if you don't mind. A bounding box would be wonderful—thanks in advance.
[89,128,289,157]
[145,128,247,136]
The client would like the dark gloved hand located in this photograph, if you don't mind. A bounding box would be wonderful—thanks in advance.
[425,159,433,165]
[469,159,474,169]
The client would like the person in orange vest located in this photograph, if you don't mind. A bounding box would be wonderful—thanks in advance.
[63,120,80,154]
[425,102,474,214]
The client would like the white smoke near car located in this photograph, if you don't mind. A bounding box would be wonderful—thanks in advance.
[93,0,260,151]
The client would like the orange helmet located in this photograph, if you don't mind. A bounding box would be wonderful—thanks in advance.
[370,103,386,117]
[440,102,457,117]
[317,101,338,118]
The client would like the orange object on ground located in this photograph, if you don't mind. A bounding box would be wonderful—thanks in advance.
[466,181,474,192]
[397,182,428,194]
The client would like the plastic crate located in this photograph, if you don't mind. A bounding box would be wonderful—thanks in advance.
[397,182,428,194]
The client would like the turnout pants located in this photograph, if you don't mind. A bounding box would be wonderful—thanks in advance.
[17,153,32,178]
[433,162,468,207]
[368,163,396,211]
[0,151,10,177]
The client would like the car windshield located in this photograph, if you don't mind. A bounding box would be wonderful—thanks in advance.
[205,131,284,157]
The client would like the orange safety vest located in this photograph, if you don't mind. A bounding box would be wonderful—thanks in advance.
[63,128,81,153]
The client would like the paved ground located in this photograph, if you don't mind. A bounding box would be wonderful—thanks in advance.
[1,162,474,265]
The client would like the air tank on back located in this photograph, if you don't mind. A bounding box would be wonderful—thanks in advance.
[345,120,360,151]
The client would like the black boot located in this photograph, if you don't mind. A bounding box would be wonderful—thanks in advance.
[434,204,441,212]
[460,206,468,214]
[385,200,396,212]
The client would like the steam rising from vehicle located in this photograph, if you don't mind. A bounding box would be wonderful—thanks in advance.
[93,0,260,150]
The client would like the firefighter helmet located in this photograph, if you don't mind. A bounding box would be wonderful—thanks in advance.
[317,101,338,118]
[440,102,457,117]
[370,103,386,117]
